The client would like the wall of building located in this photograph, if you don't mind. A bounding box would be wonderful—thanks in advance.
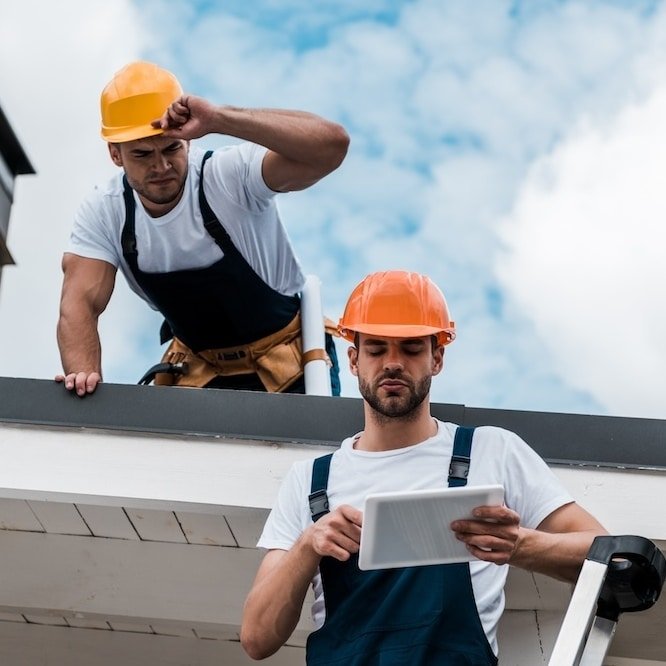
[0,103,35,292]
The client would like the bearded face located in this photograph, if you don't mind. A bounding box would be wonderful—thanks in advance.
[350,335,442,423]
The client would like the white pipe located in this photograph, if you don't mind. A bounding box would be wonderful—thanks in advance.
[301,275,332,396]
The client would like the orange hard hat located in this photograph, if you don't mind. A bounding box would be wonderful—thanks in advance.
[338,270,456,345]
[100,61,183,143]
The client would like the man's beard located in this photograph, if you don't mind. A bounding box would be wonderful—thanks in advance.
[359,371,431,422]
[130,175,185,206]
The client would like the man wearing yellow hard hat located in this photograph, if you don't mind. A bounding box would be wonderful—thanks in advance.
[241,270,607,665]
[56,61,349,396]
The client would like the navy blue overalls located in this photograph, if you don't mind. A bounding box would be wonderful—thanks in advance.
[306,426,498,665]
[121,150,339,393]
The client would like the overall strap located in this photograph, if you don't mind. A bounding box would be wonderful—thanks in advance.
[309,453,334,522]
[198,150,235,253]
[120,174,171,341]
[448,426,475,488]
[121,174,139,271]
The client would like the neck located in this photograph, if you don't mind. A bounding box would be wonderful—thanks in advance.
[138,192,183,218]
[355,401,437,452]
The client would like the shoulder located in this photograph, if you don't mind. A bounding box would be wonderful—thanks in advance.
[284,456,319,492]
[432,421,527,452]
[80,172,124,208]
[75,173,126,227]
[274,454,334,519]
[470,425,552,471]
[68,173,127,263]
[471,425,531,451]
[201,142,273,200]
[199,142,266,173]
[464,424,554,480]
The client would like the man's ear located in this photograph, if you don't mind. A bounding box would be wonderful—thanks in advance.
[108,143,123,167]
[432,345,445,377]
[348,345,359,377]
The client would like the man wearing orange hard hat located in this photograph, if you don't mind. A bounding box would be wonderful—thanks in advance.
[56,61,349,396]
[242,270,606,665]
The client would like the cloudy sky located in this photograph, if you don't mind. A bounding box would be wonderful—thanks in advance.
[1,0,665,419]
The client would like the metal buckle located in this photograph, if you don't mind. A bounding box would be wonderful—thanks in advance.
[308,489,330,518]
[448,455,470,480]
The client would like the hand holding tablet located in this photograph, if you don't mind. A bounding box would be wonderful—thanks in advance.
[358,484,505,570]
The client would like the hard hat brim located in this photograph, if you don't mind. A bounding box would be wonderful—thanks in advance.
[101,124,164,143]
[338,323,455,344]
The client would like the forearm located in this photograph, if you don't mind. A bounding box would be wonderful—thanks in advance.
[241,535,321,659]
[57,309,102,376]
[207,106,348,170]
[57,255,115,377]
[510,526,608,583]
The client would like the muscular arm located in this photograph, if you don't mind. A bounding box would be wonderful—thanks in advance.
[452,502,608,583]
[241,505,362,660]
[153,96,350,192]
[56,253,116,395]
[510,502,608,582]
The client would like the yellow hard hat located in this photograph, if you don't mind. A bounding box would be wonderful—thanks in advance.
[100,61,183,143]
[338,270,456,346]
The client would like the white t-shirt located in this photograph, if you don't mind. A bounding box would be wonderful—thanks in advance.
[257,420,573,655]
[68,143,306,309]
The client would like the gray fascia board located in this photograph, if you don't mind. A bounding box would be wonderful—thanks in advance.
[461,406,666,471]
[0,376,366,446]
[0,376,664,470]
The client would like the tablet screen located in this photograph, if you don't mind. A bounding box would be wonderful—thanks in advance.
[358,484,505,570]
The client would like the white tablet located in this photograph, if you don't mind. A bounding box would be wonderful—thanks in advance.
[358,484,505,571]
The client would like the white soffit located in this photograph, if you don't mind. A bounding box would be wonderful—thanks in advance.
[0,422,330,512]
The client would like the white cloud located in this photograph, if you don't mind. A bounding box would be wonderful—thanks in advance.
[497,89,666,418]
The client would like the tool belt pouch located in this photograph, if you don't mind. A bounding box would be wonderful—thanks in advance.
[248,314,303,393]
[153,337,218,388]
[253,334,303,393]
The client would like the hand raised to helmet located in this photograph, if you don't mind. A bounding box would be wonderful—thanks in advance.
[151,95,217,141]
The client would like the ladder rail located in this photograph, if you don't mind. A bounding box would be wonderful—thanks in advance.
[547,560,608,666]
[579,617,617,666]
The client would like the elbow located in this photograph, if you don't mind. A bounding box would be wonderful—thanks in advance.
[317,122,349,175]
[240,626,278,661]
[328,123,350,171]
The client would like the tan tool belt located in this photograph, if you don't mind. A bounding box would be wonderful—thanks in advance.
[154,315,339,393]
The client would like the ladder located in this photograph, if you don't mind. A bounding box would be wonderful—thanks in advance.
[548,535,666,666]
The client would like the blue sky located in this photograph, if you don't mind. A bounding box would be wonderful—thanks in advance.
[1,0,666,418]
